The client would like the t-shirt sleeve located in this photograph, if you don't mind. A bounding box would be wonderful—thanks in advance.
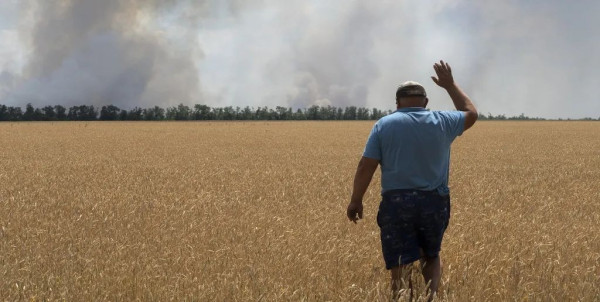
[441,111,466,138]
[363,123,382,160]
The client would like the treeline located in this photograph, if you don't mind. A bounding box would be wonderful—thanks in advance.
[0,103,392,121]
[478,113,599,121]
[0,103,597,121]
[477,113,547,121]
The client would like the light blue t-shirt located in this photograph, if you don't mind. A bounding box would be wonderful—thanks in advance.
[363,108,465,195]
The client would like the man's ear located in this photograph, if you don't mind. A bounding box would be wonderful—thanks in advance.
[396,98,400,105]
[424,98,429,108]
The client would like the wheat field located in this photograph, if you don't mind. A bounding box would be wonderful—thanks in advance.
[0,121,599,301]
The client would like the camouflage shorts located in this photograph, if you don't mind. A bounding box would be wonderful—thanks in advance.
[377,189,450,269]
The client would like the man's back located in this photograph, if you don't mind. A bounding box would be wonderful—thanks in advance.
[363,108,465,194]
[347,61,478,300]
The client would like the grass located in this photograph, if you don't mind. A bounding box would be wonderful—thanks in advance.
[0,121,599,301]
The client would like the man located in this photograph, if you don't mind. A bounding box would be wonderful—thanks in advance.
[347,60,477,299]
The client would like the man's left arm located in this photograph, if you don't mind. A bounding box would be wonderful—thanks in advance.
[347,156,379,223]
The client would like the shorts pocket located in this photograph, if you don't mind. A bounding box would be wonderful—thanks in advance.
[376,201,390,228]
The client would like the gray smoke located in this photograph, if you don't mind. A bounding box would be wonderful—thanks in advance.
[285,2,380,108]
[1,0,599,118]
[4,0,208,108]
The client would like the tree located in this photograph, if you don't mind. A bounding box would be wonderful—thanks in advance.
[276,106,289,120]
[42,106,56,121]
[23,103,35,121]
[0,103,412,121]
[319,106,337,120]
[55,105,67,120]
[255,106,270,120]
[0,105,8,121]
[81,105,98,120]
[175,104,191,120]
[165,107,176,120]
[222,106,236,120]
[100,105,121,120]
[293,108,306,120]
[336,107,344,120]
[370,108,382,120]
[193,104,212,120]
[357,107,370,120]
[67,106,80,120]
[8,107,22,121]
[127,107,143,120]
[118,110,128,120]
[33,108,44,120]
[144,106,165,120]
[239,106,253,120]
[267,108,277,120]
[306,105,319,120]
[67,105,97,120]
[343,106,357,120]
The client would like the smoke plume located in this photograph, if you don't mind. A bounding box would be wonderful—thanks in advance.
[1,0,599,118]
[4,0,207,108]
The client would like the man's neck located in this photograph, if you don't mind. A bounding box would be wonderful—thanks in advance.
[396,105,425,110]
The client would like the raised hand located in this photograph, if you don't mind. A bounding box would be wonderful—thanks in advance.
[431,60,454,89]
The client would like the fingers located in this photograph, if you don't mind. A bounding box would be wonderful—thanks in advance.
[347,210,359,223]
[434,60,451,74]
[347,208,356,222]
[432,60,454,88]
[346,207,362,223]
[433,63,446,78]
[434,61,446,72]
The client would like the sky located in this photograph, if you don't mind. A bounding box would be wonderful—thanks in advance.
[0,0,599,119]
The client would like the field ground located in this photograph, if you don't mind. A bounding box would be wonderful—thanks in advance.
[1,121,599,301]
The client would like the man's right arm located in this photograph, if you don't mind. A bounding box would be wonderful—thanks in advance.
[431,60,478,131]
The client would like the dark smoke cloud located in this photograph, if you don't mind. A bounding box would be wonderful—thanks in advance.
[6,0,208,108]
